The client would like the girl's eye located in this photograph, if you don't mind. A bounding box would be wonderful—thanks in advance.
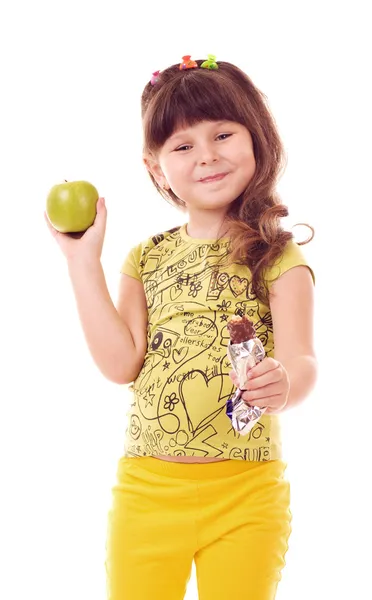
[175,145,192,152]
[175,134,232,152]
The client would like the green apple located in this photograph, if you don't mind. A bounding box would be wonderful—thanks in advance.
[46,180,99,233]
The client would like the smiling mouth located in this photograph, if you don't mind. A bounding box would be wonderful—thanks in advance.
[199,173,228,183]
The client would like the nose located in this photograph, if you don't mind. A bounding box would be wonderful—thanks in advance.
[198,142,219,166]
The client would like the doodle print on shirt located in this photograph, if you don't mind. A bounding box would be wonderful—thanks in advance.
[124,228,275,459]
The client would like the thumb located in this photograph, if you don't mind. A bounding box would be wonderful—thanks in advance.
[92,197,107,229]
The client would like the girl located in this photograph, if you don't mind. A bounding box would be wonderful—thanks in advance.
[45,56,317,600]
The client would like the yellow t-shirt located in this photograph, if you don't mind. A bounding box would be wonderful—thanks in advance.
[120,223,314,461]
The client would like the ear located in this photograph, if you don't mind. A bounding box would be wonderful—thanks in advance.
[143,156,170,190]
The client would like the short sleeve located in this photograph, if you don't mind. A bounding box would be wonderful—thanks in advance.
[119,230,174,281]
[265,240,315,289]
[120,244,142,281]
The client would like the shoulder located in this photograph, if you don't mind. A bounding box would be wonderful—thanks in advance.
[148,225,181,249]
[265,238,315,289]
[134,225,181,259]
[121,226,181,278]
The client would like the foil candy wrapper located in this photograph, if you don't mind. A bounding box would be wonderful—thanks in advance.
[226,338,266,435]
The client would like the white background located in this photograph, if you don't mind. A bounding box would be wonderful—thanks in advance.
[0,1,371,598]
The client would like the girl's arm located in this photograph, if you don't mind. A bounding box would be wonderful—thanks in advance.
[67,258,147,384]
[269,265,317,410]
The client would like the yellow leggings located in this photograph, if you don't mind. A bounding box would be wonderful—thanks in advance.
[105,456,292,600]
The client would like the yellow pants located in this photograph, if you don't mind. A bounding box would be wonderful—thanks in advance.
[105,456,292,600]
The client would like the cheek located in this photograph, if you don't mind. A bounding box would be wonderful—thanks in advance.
[239,150,256,177]
[247,156,256,177]
[165,162,191,188]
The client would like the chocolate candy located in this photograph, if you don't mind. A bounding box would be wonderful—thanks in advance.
[227,315,256,344]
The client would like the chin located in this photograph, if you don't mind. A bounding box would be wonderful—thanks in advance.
[205,196,238,209]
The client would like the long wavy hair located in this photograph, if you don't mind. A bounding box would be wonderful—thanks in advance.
[141,59,314,305]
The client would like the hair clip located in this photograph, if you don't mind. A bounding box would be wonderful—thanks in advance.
[151,70,161,85]
[179,55,198,70]
[201,54,219,70]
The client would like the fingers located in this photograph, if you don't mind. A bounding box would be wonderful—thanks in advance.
[246,357,279,380]
[241,392,285,415]
[229,363,281,392]
[242,382,283,403]
[244,367,282,390]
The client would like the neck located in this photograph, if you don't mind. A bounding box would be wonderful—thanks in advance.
[186,208,230,239]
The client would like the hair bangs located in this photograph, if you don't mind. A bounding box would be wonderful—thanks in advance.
[144,71,247,154]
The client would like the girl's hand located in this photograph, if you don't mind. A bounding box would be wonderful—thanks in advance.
[229,357,290,414]
[44,197,107,263]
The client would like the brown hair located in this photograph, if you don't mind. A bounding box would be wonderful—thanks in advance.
[141,59,314,305]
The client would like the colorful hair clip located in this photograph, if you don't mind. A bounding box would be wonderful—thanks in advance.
[179,55,198,70]
[201,54,219,70]
[151,70,161,85]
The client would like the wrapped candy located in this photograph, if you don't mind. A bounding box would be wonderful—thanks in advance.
[226,316,266,435]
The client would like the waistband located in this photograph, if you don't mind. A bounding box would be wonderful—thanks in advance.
[119,456,284,480]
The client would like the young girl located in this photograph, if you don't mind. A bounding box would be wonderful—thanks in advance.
[45,55,317,600]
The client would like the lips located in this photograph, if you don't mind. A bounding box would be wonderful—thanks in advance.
[199,172,228,183]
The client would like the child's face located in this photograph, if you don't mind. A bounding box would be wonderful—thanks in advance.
[150,120,256,213]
